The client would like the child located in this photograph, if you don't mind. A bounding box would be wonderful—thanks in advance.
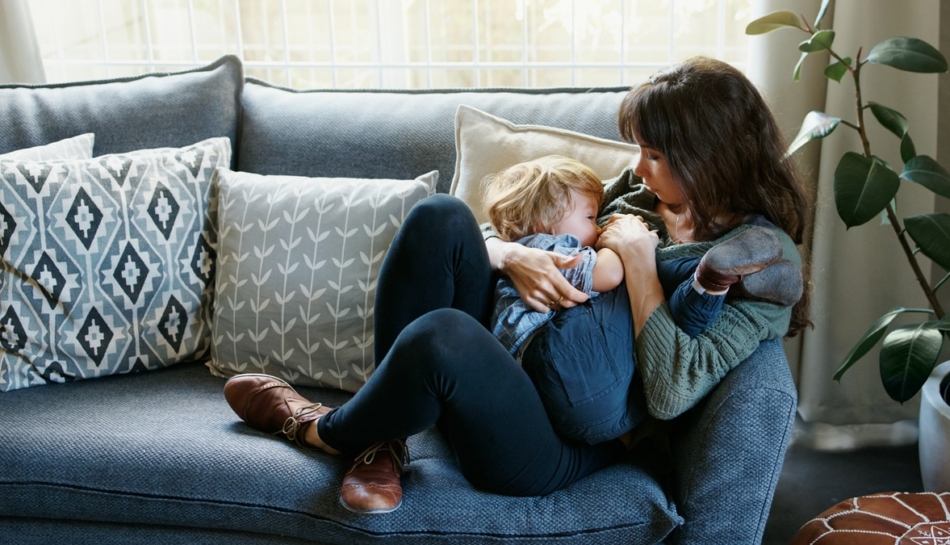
[484,155,794,444]
[485,155,787,359]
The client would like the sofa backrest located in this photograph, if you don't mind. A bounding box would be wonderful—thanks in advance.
[0,55,243,164]
[0,55,632,195]
[238,80,631,194]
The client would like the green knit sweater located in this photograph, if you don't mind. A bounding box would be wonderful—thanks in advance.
[600,169,797,420]
[482,168,799,421]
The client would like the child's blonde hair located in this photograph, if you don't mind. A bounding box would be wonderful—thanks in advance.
[484,155,604,242]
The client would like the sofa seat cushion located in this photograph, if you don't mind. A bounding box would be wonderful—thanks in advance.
[0,361,682,544]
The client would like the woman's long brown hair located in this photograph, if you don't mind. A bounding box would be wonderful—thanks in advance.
[619,56,812,337]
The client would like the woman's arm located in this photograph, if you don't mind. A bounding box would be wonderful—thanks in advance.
[596,214,663,335]
[485,237,590,312]
[599,219,797,419]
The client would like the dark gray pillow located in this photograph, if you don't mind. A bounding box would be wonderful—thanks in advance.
[238,79,628,194]
[0,56,242,165]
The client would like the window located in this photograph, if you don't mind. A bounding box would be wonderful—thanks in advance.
[29,0,753,89]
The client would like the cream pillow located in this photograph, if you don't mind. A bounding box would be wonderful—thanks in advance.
[450,105,639,224]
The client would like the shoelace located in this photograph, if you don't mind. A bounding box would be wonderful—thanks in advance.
[354,439,410,474]
[279,403,324,444]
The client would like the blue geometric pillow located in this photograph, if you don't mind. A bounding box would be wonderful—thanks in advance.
[0,137,231,391]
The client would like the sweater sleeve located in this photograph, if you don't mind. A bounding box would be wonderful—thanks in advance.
[634,226,799,420]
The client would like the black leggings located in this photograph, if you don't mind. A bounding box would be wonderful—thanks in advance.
[317,194,624,496]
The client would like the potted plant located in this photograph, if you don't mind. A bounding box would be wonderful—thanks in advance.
[746,1,950,488]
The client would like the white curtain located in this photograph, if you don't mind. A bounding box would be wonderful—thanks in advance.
[749,0,944,447]
[0,0,45,84]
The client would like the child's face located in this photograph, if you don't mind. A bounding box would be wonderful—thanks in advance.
[634,146,685,206]
[551,191,600,247]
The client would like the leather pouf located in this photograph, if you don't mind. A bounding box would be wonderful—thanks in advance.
[790,491,950,544]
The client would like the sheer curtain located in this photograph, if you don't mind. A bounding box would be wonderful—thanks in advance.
[749,0,944,448]
[0,0,44,84]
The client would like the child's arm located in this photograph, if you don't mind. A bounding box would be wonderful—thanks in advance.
[591,247,624,292]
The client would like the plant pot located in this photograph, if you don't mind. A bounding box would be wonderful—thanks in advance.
[920,360,950,492]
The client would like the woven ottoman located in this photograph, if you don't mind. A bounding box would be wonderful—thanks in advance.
[790,491,950,544]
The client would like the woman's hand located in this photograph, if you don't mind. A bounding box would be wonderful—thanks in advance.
[486,238,589,313]
[596,214,659,258]
[596,215,664,337]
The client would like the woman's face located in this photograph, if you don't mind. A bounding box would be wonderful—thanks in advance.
[633,146,686,207]
[548,190,600,247]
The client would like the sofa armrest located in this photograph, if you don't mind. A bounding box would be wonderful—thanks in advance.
[666,338,797,545]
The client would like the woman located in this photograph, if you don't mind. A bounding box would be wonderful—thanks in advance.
[222,56,809,514]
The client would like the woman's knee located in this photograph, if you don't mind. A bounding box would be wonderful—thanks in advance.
[403,308,478,350]
[399,194,477,246]
[391,309,491,372]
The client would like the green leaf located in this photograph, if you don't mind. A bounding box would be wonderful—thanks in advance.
[824,57,851,82]
[834,153,901,228]
[834,307,926,380]
[901,155,950,200]
[867,37,949,73]
[799,30,836,52]
[787,111,840,156]
[867,102,917,162]
[901,134,917,163]
[815,0,832,27]
[793,51,808,81]
[868,102,909,139]
[880,322,944,402]
[904,213,950,271]
[746,10,804,35]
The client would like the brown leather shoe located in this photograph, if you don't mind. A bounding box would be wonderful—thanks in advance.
[695,226,782,292]
[223,373,332,448]
[735,258,804,306]
[340,440,408,514]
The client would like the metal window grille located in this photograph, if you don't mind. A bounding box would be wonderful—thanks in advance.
[31,0,752,88]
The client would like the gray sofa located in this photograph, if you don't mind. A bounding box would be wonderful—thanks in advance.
[0,55,797,544]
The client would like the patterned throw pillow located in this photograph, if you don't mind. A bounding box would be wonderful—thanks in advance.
[0,137,231,391]
[0,133,95,161]
[209,168,438,393]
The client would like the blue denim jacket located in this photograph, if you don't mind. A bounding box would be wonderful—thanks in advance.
[490,233,597,358]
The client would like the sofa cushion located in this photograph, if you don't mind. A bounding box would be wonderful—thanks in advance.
[208,168,437,392]
[0,56,241,162]
[238,79,629,194]
[0,137,231,391]
[0,361,682,544]
[451,105,638,223]
[0,133,94,161]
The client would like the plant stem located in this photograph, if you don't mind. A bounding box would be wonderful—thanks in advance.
[852,62,946,320]
[883,204,945,319]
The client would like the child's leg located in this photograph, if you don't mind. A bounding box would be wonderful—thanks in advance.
[520,285,649,444]
[660,226,788,337]
[658,256,725,338]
